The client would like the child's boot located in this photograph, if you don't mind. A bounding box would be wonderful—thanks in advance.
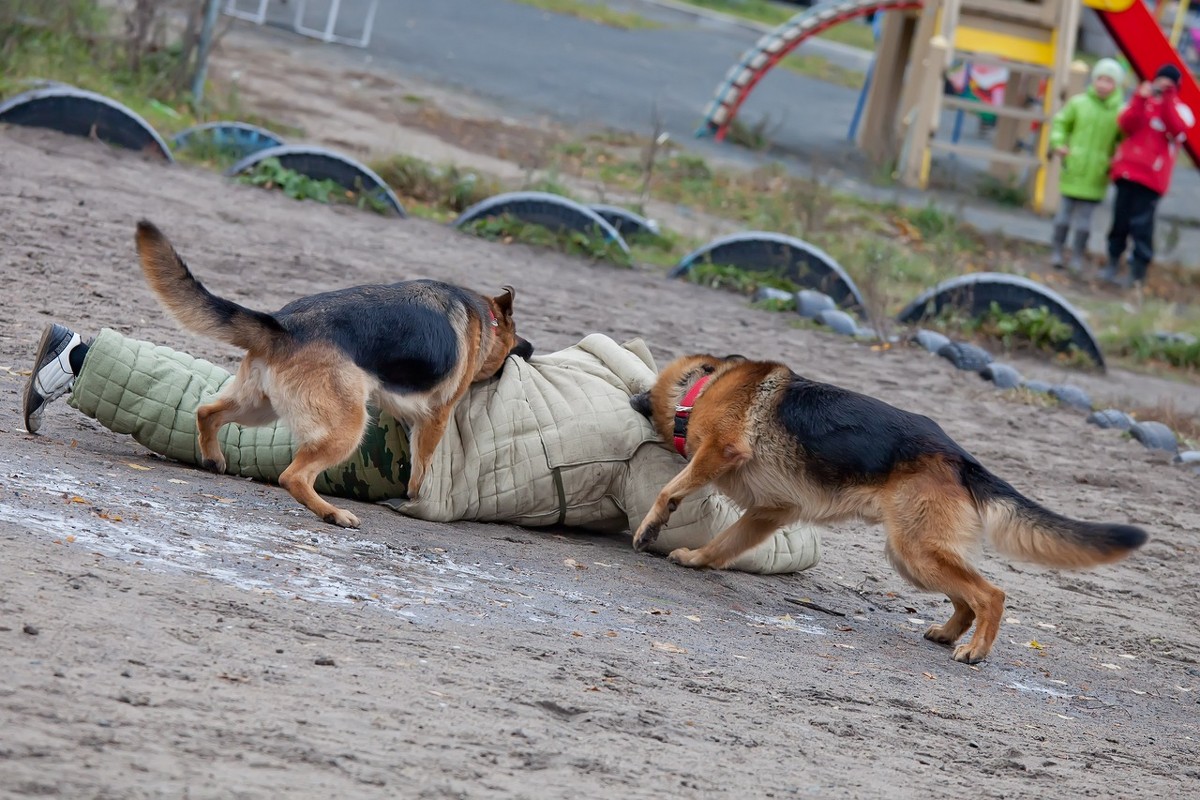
[1050,223,1069,269]
[1068,230,1089,275]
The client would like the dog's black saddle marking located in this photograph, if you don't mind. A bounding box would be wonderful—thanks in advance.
[275,280,486,394]
[778,374,972,484]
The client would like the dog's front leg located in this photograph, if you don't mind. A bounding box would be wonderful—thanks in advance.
[406,405,454,501]
[668,507,794,570]
[632,440,750,552]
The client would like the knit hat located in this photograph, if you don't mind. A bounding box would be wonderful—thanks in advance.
[1091,58,1125,84]
[1155,63,1182,86]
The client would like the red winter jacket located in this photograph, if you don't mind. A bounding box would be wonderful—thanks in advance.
[1109,86,1195,196]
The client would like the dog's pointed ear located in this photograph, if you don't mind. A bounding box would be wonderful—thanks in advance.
[494,285,516,318]
[630,391,653,419]
[722,354,747,362]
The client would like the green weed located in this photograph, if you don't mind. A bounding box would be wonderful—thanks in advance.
[236,158,392,214]
[461,214,632,267]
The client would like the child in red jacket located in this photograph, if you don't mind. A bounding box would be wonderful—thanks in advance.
[1104,64,1195,287]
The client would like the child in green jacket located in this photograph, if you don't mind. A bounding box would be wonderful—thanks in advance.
[1048,58,1126,274]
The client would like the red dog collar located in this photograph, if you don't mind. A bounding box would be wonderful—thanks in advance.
[672,375,711,458]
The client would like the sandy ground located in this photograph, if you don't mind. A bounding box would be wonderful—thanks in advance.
[3,20,1200,797]
[1,120,1199,799]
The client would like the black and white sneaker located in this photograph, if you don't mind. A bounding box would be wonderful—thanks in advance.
[23,323,84,434]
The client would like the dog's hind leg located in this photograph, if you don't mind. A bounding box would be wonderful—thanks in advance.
[883,464,1004,664]
[668,507,795,570]
[196,364,278,474]
[277,402,369,528]
[632,439,751,552]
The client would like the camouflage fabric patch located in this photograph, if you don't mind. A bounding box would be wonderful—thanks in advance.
[316,410,412,502]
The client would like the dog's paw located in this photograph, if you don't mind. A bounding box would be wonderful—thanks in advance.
[951,642,989,664]
[201,457,227,475]
[406,470,425,501]
[323,508,361,528]
[667,547,711,569]
[923,624,960,646]
[632,521,662,552]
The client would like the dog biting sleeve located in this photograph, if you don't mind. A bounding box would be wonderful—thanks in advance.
[623,443,823,574]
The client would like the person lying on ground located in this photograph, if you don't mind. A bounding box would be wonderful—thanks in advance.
[23,323,821,574]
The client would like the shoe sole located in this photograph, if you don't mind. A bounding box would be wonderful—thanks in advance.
[23,324,59,434]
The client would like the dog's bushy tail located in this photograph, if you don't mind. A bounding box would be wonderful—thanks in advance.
[961,461,1148,568]
[135,220,285,352]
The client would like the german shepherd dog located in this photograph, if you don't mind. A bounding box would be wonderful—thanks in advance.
[134,221,530,528]
[630,355,1148,663]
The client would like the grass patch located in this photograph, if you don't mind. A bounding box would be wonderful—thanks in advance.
[686,262,799,295]
[461,213,633,267]
[236,158,393,214]
[673,0,877,50]
[0,1,295,140]
[779,54,866,90]
[510,0,661,29]
[371,155,500,215]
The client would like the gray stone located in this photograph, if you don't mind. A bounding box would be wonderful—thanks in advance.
[815,309,861,336]
[912,329,951,354]
[1173,450,1200,465]
[979,362,1022,389]
[795,289,836,319]
[1022,379,1053,394]
[1130,421,1179,453]
[753,286,794,305]
[1154,331,1198,346]
[1048,384,1093,411]
[936,341,993,372]
[1087,408,1135,431]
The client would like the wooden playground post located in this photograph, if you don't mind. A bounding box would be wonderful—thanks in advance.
[901,35,952,186]
[857,10,916,165]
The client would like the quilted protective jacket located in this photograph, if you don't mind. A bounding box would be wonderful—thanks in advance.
[68,329,823,574]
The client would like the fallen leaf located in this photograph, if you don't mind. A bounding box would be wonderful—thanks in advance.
[126,463,153,471]
[685,615,701,622]
[97,512,123,522]
[651,641,687,654]
[648,608,669,616]
[167,478,189,485]
[604,630,618,637]
[1100,663,1121,670]
[65,535,76,543]
[67,496,88,504]
[922,671,936,680]
[1118,654,1136,660]
[1026,640,1044,650]
[563,558,586,570]
[571,631,584,637]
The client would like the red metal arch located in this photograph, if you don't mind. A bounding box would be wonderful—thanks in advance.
[702,0,923,141]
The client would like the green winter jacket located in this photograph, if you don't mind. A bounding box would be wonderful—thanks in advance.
[1049,86,1124,202]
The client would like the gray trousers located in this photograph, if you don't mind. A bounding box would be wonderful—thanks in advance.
[1054,196,1099,234]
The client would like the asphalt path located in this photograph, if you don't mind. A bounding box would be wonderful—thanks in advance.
[259,0,1200,262]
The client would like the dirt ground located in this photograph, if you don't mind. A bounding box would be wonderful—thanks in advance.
[1,31,1199,800]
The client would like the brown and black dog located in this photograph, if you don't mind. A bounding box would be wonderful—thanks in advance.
[630,354,1147,663]
[135,221,530,528]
